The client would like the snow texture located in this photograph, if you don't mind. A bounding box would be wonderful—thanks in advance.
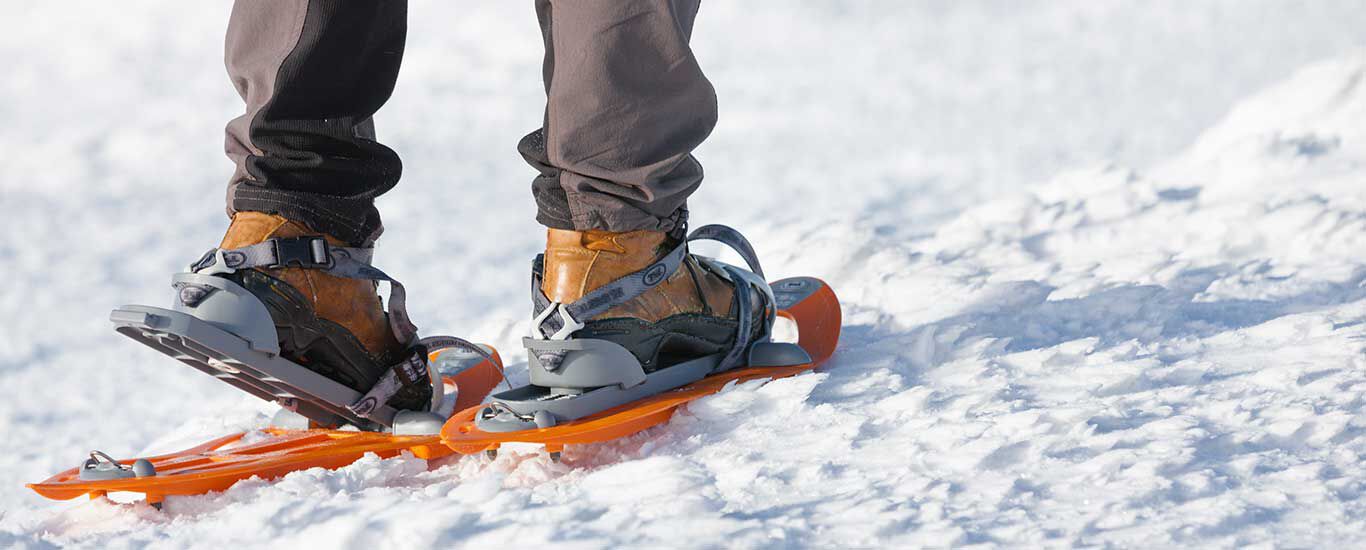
[3,1,1366,548]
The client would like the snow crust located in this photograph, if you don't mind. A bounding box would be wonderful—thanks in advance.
[3,2,1366,548]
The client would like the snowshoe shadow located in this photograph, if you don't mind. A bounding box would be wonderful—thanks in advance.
[894,264,1366,369]
[800,264,1366,430]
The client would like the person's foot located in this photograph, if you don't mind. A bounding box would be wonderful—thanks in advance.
[217,211,432,410]
[540,228,760,372]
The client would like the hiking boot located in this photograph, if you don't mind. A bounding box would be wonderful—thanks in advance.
[540,228,761,372]
[216,211,432,410]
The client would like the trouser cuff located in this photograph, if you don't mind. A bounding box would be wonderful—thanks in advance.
[228,182,383,246]
[533,184,687,236]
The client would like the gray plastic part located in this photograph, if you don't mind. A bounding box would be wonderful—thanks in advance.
[477,277,825,434]
[769,276,822,311]
[750,277,822,367]
[168,272,280,355]
[79,462,133,481]
[526,338,646,389]
[476,353,720,432]
[390,410,447,435]
[78,451,155,481]
[433,344,498,378]
[747,341,812,367]
[476,413,533,433]
[132,459,156,478]
[111,273,400,431]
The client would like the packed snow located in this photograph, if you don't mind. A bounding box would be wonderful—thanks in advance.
[3,1,1366,548]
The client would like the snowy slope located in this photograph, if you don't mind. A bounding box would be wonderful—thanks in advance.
[3,1,1366,548]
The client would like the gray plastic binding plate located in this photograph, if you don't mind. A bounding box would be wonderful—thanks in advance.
[110,273,400,431]
[112,305,396,430]
[475,276,823,433]
[477,352,721,432]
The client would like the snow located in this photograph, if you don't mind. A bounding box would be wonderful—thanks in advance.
[3,1,1366,547]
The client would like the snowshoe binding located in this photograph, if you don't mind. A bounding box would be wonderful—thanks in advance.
[109,212,503,433]
[443,224,840,457]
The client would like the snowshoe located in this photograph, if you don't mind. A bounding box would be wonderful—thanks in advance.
[26,214,514,506]
[441,224,841,459]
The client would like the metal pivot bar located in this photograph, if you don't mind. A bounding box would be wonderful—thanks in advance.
[111,273,400,431]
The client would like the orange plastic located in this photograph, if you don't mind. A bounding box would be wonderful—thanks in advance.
[27,430,452,505]
[27,348,505,504]
[440,279,841,455]
[435,347,507,413]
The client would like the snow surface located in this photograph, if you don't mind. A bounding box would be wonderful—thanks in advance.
[3,1,1366,548]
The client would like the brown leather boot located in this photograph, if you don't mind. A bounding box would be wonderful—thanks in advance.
[541,228,755,372]
[217,212,429,409]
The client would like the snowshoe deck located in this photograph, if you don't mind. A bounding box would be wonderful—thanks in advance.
[27,348,503,506]
[440,277,840,457]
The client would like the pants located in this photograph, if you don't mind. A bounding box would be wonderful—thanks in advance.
[224,0,716,246]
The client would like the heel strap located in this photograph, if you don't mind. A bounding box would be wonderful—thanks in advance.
[347,336,507,419]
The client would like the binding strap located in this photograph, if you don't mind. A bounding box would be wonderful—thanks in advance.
[530,224,774,373]
[347,335,509,419]
[347,346,430,418]
[531,238,689,340]
[190,237,417,346]
[688,225,773,372]
[687,224,765,279]
[191,237,505,420]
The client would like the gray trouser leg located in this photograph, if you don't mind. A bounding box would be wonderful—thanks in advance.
[224,0,406,246]
[520,0,717,233]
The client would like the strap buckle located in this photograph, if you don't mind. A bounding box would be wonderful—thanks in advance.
[531,302,585,341]
[192,248,248,276]
[270,237,332,269]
